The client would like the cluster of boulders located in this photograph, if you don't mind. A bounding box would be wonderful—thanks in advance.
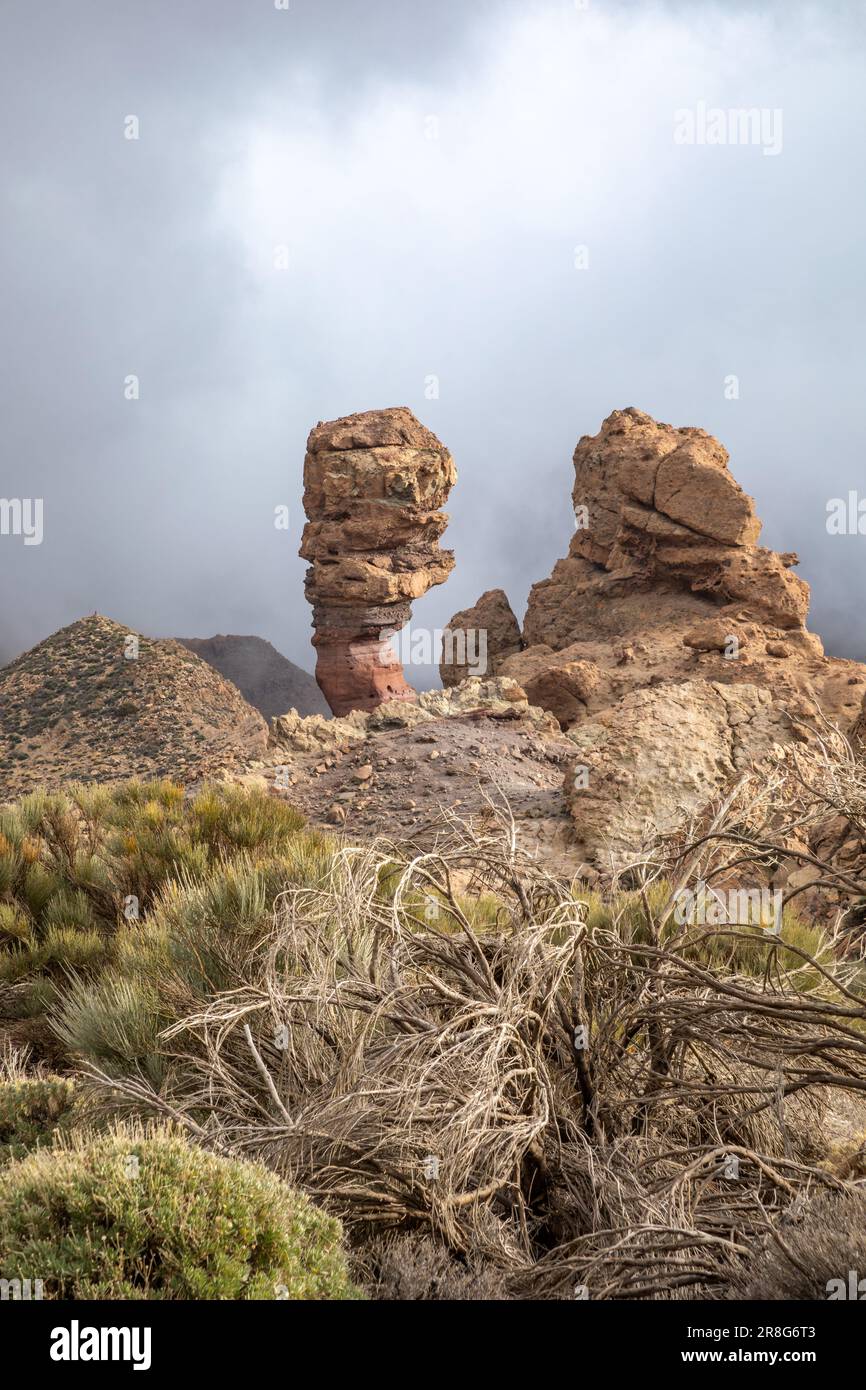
[435,408,866,863]
[301,405,866,867]
[442,409,841,712]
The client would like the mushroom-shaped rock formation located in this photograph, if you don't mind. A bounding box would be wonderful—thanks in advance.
[300,408,456,716]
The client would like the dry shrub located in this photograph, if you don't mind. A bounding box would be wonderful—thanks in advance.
[662,721,866,943]
[83,802,866,1299]
[730,1188,866,1300]
[359,1232,507,1300]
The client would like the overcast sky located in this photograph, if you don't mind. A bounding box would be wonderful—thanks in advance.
[2,0,865,681]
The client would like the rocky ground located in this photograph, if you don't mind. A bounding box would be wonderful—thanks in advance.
[235,678,586,872]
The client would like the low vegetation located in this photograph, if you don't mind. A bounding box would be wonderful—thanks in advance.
[0,780,319,1034]
[0,1127,359,1300]
[0,1070,78,1164]
[0,773,864,1301]
[730,1189,866,1300]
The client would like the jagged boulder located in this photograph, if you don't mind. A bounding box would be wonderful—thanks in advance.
[270,709,367,755]
[510,409,864,735]
[439,588,523,686]
[419,675,556,729]
[300,408,456,716]
[499,644,607,728]
[525,407,808,649]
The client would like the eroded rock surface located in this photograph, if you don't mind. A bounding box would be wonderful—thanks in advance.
[564,681,797,868]
[301,408,456,716]
[470,409,864,738]
[524,407,810,650]
[439,588,523,686]
[443,409,866,863]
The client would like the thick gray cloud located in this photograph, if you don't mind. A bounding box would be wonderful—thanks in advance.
[2,0,865,682]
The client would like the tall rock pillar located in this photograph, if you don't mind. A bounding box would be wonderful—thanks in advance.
[300,408,456,716]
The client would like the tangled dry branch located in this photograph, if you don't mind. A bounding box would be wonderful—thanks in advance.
[85,797,866,1298]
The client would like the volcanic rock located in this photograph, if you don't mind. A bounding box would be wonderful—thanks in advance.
[524,408,808,650]
[447,407,866,864]
[500,408,865,735]
[849,688,866,751]
[564,681,797,867]
[243,677,575,866]
[499,645,607,728]
[270,709,367,755]
[439,588,523,686]
[301,407,456,716]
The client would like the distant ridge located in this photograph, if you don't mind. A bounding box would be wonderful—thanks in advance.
[176,634,329,721]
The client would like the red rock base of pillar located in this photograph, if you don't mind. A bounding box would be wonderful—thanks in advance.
[315,634,417,717]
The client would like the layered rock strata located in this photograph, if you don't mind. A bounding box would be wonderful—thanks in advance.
[442,408,866,864]
[301,408,456,716]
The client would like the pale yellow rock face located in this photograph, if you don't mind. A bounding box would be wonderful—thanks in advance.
[564,681,794,868]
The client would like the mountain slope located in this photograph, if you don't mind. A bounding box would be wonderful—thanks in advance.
[0,615,268,801]
[176,634,329,720]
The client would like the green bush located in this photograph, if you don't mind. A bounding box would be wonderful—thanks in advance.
[0,1075,78,1164]
[0,781,315,1023]
[574,880,832,983]
[53,847,335,1081]
[0,1128,361,1300]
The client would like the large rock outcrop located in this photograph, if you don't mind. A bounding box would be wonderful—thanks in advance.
[523,407,809,650]
[300,408,456,716]
[454,409,864,735]
[443,408,866,865]
[564,681,797,867]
